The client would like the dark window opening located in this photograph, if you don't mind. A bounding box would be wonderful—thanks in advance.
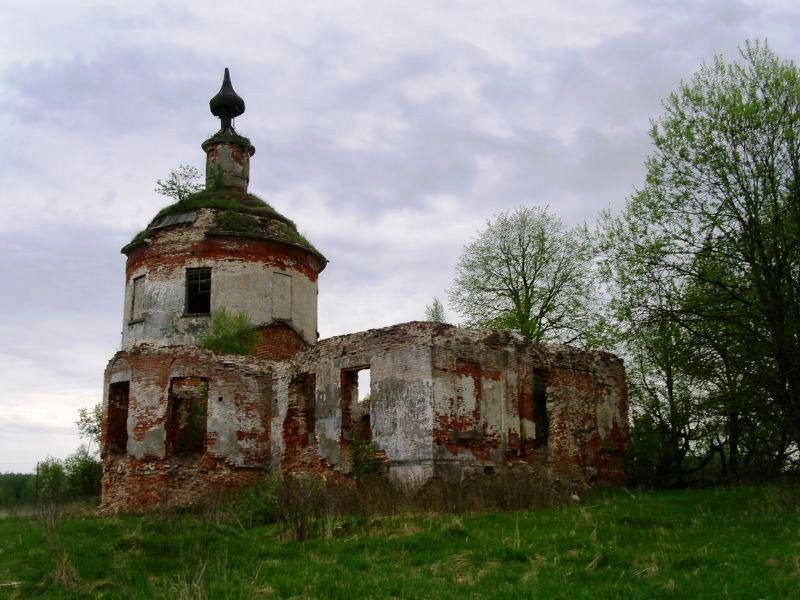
[341,367,371,441]
[106,381,130,456]
[186,268,211,315]
[533,370,549,449]
[289,372,316,445]
[167,377,208,457]
[358,414,372,442]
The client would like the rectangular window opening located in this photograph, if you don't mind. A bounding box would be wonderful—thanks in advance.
[341,366,372,442]
[106,381,130,456]
[186,268,211,315]
[129,276,145,323]
[533,370,549,449]
[167,377,208,457]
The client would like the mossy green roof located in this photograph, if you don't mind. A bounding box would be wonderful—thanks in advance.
[151,189,290,223]
[122,189,326,266]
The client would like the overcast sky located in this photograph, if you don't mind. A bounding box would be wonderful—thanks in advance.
[1,0,798,473]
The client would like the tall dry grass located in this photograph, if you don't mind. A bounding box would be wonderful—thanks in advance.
[222,465,585,542]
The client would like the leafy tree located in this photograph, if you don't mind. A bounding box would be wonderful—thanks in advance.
[601,40,800,483]
[448,206,595,343]
[619,294,719,486]
[77,403,102,455]
[35,457,67,503]
[154,163,203,202]
[647,41,800,450]
[424,297,447,323]
[63,446,102,499]
[31,450,102,504]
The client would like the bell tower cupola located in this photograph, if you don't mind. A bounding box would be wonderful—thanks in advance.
[202,68,256,192]
[119,69,326,355]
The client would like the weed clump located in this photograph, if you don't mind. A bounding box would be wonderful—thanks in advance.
[231,476,281,528]
[200,308,258,355]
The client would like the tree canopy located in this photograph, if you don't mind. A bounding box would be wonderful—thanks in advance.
[600,41,800,483]
[77,403,102,455]
[447,41,800,485]
[448,206,595,344]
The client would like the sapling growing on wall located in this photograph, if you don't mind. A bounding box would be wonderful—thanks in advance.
[154,163,204,202]
[424,297,447,323]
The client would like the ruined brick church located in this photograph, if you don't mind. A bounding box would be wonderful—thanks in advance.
[100,70,629,511]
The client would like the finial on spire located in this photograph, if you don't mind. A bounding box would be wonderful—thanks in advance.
[209,68,245,130]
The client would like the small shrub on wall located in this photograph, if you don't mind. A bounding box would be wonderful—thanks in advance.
[200,308,258,355]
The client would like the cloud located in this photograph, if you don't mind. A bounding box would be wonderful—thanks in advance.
[2,0,800,471]
[335,108,411,152]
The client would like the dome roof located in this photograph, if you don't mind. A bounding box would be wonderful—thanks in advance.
[123,69,326,271]
[122,188,327,269]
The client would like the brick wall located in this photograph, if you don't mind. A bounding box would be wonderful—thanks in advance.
[273,322,628,486]
[101,322,628,512]
[121,209,323,349]
[254,322,308,361]
[100,346,271,512]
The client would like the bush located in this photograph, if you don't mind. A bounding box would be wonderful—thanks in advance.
[32,449,102,506]
[232,475,281,528]
[200,308,258,355]
[350,430,379,481]
[63,447,102,500]
[276,474,328,541]
[33,458,67,504]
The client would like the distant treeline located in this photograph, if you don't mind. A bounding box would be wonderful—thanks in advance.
[0,449,101,507]
[0,472,35,507]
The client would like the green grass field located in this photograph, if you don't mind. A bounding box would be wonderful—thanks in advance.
[1,484,798,599]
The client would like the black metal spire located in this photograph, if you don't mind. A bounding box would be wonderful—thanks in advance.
[209,68,245,130]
